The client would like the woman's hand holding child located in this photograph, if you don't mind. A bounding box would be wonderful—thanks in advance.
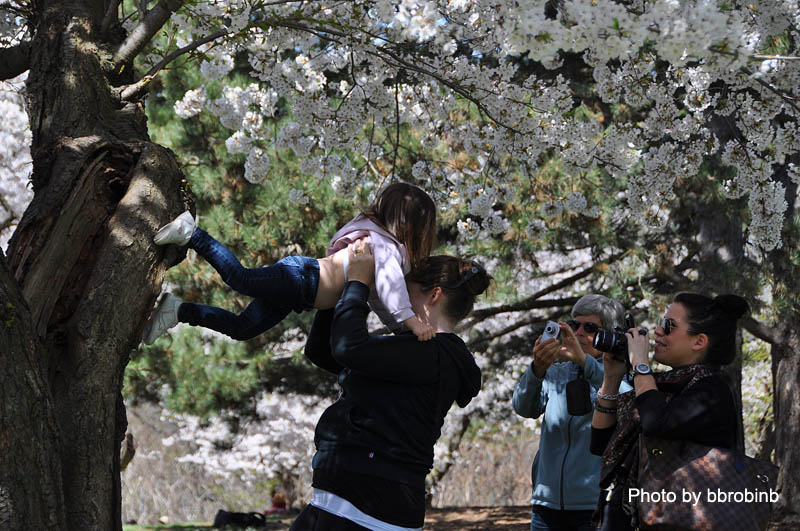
[347,238,434,342]
[404,315,436,342]
[346,238,375,286]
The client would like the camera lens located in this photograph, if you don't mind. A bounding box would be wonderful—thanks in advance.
[593,329,628,359]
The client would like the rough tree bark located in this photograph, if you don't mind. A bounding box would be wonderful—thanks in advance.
[767,161,800,530]
[694,190,749,452]
[769,324,800,530]
[0,249,66,530]
[0,1,189,529]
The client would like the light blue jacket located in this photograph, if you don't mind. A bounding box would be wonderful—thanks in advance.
[512,355,631,511]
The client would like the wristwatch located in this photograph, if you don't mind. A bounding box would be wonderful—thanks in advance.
[633,363,653,376]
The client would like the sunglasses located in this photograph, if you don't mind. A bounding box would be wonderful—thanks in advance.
[656,317,679,335]
[567,320,600,334]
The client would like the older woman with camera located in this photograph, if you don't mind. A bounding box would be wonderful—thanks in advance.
[512,294,631,531]
[590,292,749,531]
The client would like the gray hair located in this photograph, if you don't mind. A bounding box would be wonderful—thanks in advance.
[571,294,626,330]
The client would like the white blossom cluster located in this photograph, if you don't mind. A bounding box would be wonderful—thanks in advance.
[0,0,796,251]
[506,0,799,248]
[173,87,206,119]
[0,74,33,249]
[244,147,269,183]
[163,0,797,250]
[162,391,330,502]
[287,188,309,205]
[200,54,235,80]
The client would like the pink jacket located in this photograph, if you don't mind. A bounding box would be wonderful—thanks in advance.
[328,215,414,331]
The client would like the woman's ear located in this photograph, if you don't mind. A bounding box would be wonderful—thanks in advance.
[691,333,709,353]
[429,286,443,304]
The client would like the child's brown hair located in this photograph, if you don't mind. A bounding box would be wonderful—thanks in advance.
[362,182,437,268]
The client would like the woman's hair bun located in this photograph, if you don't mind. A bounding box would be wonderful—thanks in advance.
[713,294,750,320]
[456,260,491,296]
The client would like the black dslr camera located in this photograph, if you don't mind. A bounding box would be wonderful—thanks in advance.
[593,314,635,367]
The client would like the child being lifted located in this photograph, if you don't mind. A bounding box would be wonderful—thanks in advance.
[142,183,438,344]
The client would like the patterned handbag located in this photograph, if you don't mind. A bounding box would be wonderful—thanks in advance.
[637,435,778,530]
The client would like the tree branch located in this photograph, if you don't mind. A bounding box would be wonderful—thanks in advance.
[740,66,800,116]
[0,195,18,232]
[741,316,783,346]
[0,216,14,233]
[468,254,625,321]
[112,0,183,71]
[272,19,524,134]
[468,295,582,322]
[371,46,523,134]
[392,79,400,181]
[119,28,227,101]
[0,42,32,80]
[458,296,580,333]
[709,46,800,62]
[751,54,800,61]
[101,0,123,34]
[467,313,551,348]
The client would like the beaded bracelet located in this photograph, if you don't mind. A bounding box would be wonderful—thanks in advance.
[594,403,618,414]
[597,392,619,401]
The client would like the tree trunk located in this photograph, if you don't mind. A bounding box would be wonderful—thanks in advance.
[770,327,800,529]
[0,250,66,530]
[1,1,190,529]
[768,160,800,529]
[693,188,748,450]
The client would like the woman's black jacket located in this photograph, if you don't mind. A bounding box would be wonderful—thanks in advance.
[304,280,482,491]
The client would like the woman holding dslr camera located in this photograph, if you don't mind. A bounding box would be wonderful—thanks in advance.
[590,292,749,530]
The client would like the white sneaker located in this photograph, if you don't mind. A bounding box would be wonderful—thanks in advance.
[154,211,196,246]
[142,293,183,345]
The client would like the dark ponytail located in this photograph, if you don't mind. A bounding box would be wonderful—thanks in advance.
[673,292,750,365]
[405,256,492,322]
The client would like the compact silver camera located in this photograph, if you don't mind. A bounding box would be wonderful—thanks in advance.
[541,320,561,341]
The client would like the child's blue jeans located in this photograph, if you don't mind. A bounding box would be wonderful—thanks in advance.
[177,228,320,340]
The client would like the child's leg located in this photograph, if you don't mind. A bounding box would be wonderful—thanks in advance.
[189,229,318,304]
[188,228,260,295]
[177,298,290,341]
